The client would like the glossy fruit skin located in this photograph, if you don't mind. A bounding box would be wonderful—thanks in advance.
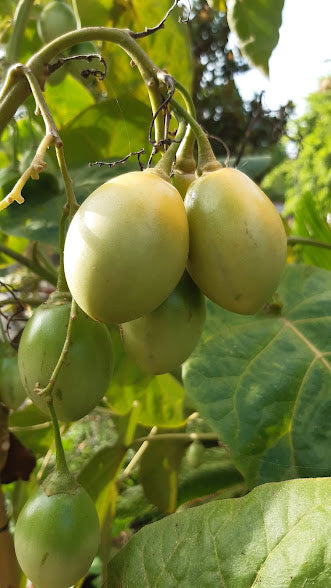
[64,170,189,324]
[120,272,206,374]
[0,352,26,410]
[184,167,287,314]
[172,170,196,199]
[37,1,77,44]
[14,483,100,588]
[18,297,113,421]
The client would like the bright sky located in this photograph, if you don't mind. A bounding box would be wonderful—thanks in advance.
[233,0,331,117]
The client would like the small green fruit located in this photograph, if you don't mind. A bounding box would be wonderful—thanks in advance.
[120,272,206,374]
[14,480,100,588]
[37,1,77,44]
[18,294,113,421]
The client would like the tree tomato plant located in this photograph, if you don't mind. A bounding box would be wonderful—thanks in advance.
[0,2,329,588]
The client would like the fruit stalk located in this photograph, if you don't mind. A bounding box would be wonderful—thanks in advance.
[171,98,221,175]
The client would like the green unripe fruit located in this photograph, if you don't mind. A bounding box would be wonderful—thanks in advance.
[18,293,113,421]
[184,167,287,314]
[120,272,206,374]
[37,1,77,44]
[64,170,189,324]
[14,480,100,588]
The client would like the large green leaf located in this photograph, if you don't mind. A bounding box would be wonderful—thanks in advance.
[60,97,152,165]
[108,477,331,587]
[227,0,284,75]
[183,264,331,487]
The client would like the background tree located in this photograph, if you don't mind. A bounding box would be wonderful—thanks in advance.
[189,1,294,160]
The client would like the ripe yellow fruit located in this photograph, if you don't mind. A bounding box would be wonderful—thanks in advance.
[184,167,287,314]
[64,170,189,324]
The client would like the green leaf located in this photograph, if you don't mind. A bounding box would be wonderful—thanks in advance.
[43,73,94,129]
[78,444,127,502]
[289,192,331,270]
[107,326,186,428]
[178,453,245,506]
[108,477,331,587]
[139,434,187,513]
[227,0,284,75]
[183,264,331,487]
[59,97,152,165]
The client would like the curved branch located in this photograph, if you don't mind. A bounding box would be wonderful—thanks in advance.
[0,27,167,140]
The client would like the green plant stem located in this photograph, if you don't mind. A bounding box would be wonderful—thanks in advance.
[154,119,188,178]
[35,297,78,401]
[287,236,331,250]
[172,80,197,172]
[0,242,57,284]
[55,145,79,217]
[5,0,35,65]
[56,210,70,292]
[0,27,168,143]
[47,400,70,476]
[31,242,58,278]
[171,98,221,175]
[131,432,221,446]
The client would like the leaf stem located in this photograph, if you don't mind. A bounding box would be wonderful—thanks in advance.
[131,432,221,446]
[171,98,221,175]
[35,297,78,401]
[287,236,331,250]
[47,400,70,476]
[0,242,57,284]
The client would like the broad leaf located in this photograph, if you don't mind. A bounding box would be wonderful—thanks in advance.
[227,0,284,75]
[78,444,126,502]
[139,434,187,513]
[183,264,331,487]
[108,477,331,587]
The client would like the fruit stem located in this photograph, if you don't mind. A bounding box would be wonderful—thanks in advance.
[0,242,57,285]
[153,119,188,179]
[171,98,222,175]
[47,400,70,477]
[35,297,78,403]
[56,209,70,293]
[5,0,34,65]
[172,80,197,174]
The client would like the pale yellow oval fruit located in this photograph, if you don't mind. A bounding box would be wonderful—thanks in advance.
[184,167,287,314]
[64,170,189,324]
